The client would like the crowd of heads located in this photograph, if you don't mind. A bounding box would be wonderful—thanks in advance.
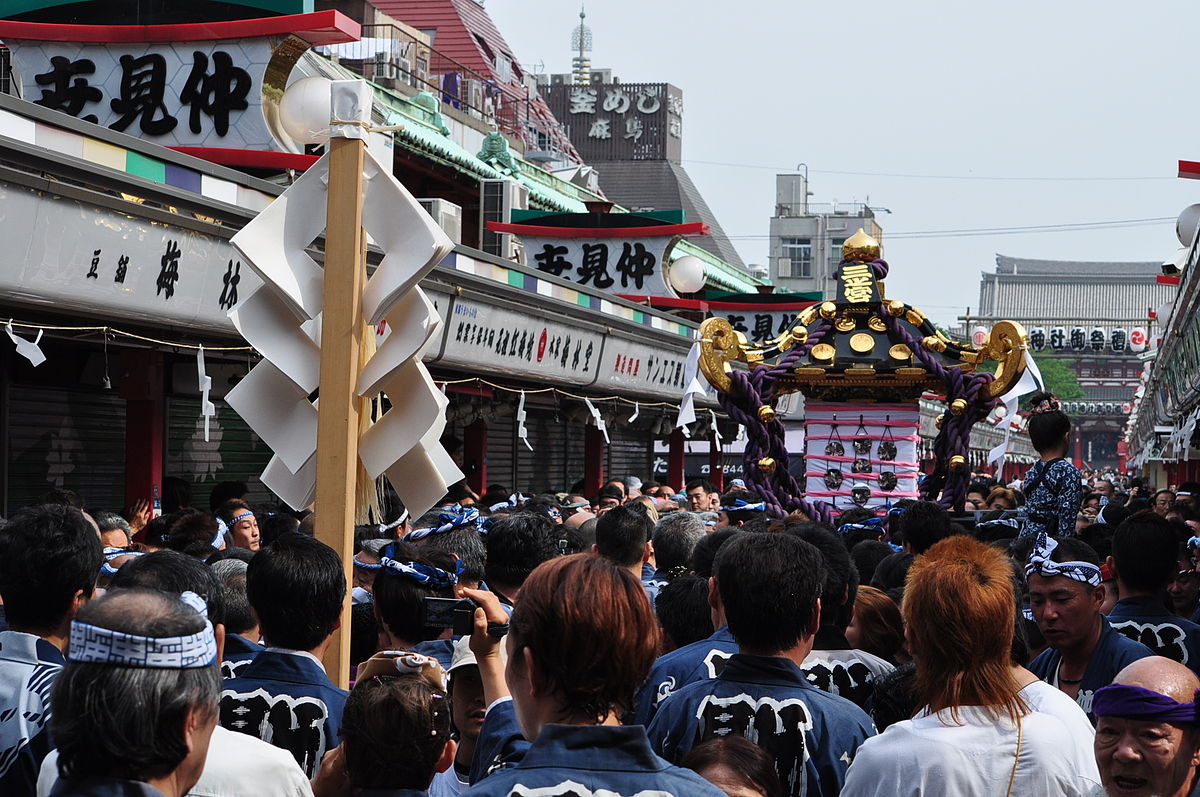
[10,463,1200,797]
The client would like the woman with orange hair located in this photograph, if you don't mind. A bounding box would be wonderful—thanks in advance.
[459,554,724,796]
[841,535,1098,796]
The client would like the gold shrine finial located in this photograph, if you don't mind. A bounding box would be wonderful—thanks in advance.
[842,228,881,262]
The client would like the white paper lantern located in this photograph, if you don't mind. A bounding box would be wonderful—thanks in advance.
[1110,328,1127,352]
[1130,327,1148,353]
[668,255,707,294]
[1070,327,1087,351]
[279,77,333,145]
[971,326,988,347]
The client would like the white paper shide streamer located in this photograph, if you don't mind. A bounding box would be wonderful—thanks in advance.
[196,346,216,443]
[6,323,46,367]
[988,350,1044,468]
[584,397,609,444]
[516,390,532,451]
[225,81,460,518]
[676,336,707,435]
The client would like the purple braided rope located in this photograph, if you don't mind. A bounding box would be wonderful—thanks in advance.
[882,307,997,510]
[717,321,836,523]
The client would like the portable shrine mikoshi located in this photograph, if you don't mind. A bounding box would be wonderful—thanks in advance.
[697,229,1029,521]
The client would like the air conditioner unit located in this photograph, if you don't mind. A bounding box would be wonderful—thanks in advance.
[414,54,431,84]
[374,52,397,80]
[463,78,485,117]
[550,73,571,86]
[418,198,463,245]
[396,57,415,86]
[479,179,529,262]
[590,68,613,84]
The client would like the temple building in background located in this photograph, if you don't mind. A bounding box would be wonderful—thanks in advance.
[973,255,1173,469]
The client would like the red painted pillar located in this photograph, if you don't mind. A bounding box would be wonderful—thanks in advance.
[120,350,165,516]
[584,424,605,497]
[668,429,685,492]
[464,419,488,495]
[1073,429,1084,468]
[709,433,724,491]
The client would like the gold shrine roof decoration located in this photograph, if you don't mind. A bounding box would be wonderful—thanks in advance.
[699,230,1029,403]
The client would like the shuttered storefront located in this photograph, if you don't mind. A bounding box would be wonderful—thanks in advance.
[482,412,516,493]
[515,408,586,495]
[165,397,277,509]
[5,385,126,514]
[606,422,651,488]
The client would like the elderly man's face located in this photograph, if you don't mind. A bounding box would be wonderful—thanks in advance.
[1095,716,1200,796]
[99,528,130,549]
[1095,480,1115,497]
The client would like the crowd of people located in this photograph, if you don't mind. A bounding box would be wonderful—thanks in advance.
[6,398,1200,796]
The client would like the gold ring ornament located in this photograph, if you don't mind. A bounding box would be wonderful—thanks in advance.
[979,320,1029,398]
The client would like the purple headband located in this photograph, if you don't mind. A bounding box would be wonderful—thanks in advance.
[1093,683,1200,724]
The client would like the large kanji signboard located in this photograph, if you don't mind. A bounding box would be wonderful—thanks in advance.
[0,12,358,155]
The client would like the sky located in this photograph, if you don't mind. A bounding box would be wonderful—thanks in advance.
[487,0,1199,328]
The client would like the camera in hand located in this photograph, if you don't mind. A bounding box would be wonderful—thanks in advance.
[423,597,477,637]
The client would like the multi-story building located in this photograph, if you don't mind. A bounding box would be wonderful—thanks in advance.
[539,59,749,278]
[769,171,884,298]
[975,255,1172,470]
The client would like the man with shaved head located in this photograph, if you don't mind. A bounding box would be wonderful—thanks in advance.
[1092,656,1200,796]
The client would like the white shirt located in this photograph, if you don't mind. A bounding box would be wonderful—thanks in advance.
[841,705,1099,797]
[1019,680,1100,783]
[429,763,470,797]
[38,725,314,797]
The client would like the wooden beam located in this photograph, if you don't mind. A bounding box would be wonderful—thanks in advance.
[314,134,366,690]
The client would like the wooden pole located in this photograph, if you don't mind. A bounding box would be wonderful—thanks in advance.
[314,133,366,690]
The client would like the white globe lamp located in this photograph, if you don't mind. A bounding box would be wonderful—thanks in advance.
[279,77,334,146]
[1177,204,1200,247]
[668,255,707,294]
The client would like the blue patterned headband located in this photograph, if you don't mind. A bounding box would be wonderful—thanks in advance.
[839,517,883,535]
[99,547,145,578]
[211,517,228,549]
[404,507,483,542]
[69,591,216,669]
[721,499,765,512]
[1025,532,1102,587]
[378,511,409,535]
[488,494,527,513]
[378,551,463,590]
